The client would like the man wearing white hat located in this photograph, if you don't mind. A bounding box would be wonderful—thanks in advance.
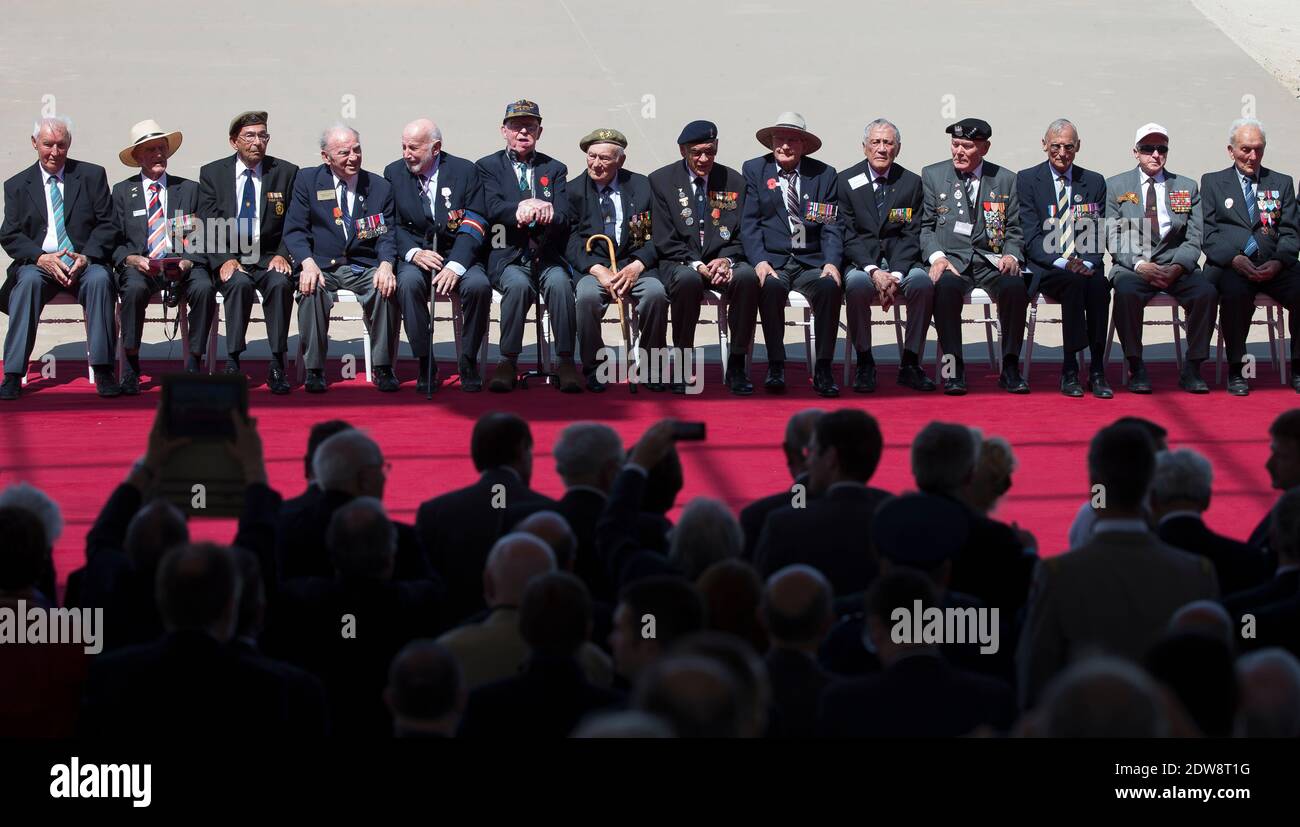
[110,119,215,392]
[740,112,844,398]
[1104,123,1216,394]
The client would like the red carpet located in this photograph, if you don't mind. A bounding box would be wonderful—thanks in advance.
[0,358,1293,588]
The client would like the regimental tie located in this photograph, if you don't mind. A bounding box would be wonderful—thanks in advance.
[781,168,800,236]
[873,176,888,216]
[338,182,351,242]
[146,183,169,259]
[1056,175,1075,259]
[48,175,75,266]
[958,172,976,217]
[418,174,435,224]
[693,175,706,246]
[1243,175,1259,257]
[1145,177,1160,243]
[238,168,256,241]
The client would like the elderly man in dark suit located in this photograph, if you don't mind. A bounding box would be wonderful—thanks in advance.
[110,120,214,394]
[284,124,399,394]
[476,100,580,393]
[741,112,844,397]
[1201,118,1300,396]
[566,128,669,392]
[1,116,118,399]
[760,565,839,738]
[838,118,934,392]
[197,111,299,394]
[915,117,1028,395]
[1017,118,1112,398]
[385,118,490,393]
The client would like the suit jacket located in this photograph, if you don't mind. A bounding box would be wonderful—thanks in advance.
[283,163,396,270]
[836,160,924,273]
[1222,567,1300,621]
[752,484,892,596]
[1017,528,1219,708]
[740,154,843,270]
[920,159,1023,271]
[595,467,683,590]
[437,607,614,693]
[817,650,1016,737]
[383,152,486,269]
[476,149,570,278]
[765,647,837,739]
[1,160,115,310]
[1104,166,1202,275]
[648,159,747,266]
[195,153,298,271]
[1157,514,1271,597]
[415,468,557,623]
[1199,165,1300,268]
[565,169,657,273]
[457,655,623,738]
[504,486,615,604]
[740,476,807,561]
[946,497,1037,613]
[110,173,204,268]
[1015,161,1107,288]
[1252,594,1300,656]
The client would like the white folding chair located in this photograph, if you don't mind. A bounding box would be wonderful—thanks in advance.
[478,289,553,384]
[1024,292,1088,377]
[1215,294,1287,385]
[23,292,190,385]
[292,289,372,385]
[933,288,1000,374]
[1103,292,1184,383]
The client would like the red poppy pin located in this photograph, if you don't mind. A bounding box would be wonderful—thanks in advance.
[332,207,342,218]
[711,208,721,219]
[539,176,550,187]
[766,178,777,190]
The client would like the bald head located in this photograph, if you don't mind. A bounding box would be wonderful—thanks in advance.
[125,499,190,573]
[783,409,824,479]
[483,532,556,607]
[634,655,742,738]
[1170,601,1235,650]
[401,118,443,176]
[385,639,464,737]
[1236,649,1300,737]
[515,510,576,571]
[761,564,833,649]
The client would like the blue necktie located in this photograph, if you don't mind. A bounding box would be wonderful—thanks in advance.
[238,169,256,242]
[48,176,75,266]
[1243,176,1259,257]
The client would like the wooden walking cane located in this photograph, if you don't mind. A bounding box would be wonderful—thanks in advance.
[585,234,637,392]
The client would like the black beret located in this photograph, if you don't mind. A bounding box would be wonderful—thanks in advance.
[871,494,970,568]
[677,120,718,145]
[946,117,992,141]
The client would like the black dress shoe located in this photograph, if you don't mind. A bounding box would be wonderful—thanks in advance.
[998,364,1030,394]
[853,363,877,393]
[764,362,786,392]
[1087,372,1114,399]
[943,374,968,396]
[267,366,290,395]
[0,375,20,401]
[460,366,483,393]
[813,366,840,398]
[224,360,243,377]
[488,360,516,393]
[585,373,606,393]
[726,364,754,396]
[305,370,327,394]
[374,367,401,393]
[897,364,937,392]
[1127,362,1152,394]
[1059,370,1084,398]
[556,361,583,394]
[1227,375,1250,396]
[94,371,122,398]
[1178,364,1209,394]
[120,368,141,396]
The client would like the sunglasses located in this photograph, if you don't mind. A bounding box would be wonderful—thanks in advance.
[1137,144,1169,155]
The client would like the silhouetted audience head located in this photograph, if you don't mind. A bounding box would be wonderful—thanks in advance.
[1144,631,1237,737]
[0,482,62,550]
[304,419,354,483]
[1169,600,1234,651]
[1270,487,1300,565]
[912,422,978,495]
[0,506,46,595]
[326,497,397,581]
[611,576,706,680]
[155,542,240,642]
[125,498,189,573]
[872,493,968,585]
[471,413,533,483]
[554,422,623,492]
[1268,409,1300,491]
[483,532,556,608]
[571,710,674,738]
[806,409,883,495]
[1114,416,1168,452]
[232,546,266,643]
[641,444,683,516]
[697,560,767,654]
[1037,657,1170,737]
[760,564,833,651]
[313,429,386,499]
[1150,448,1213,516]
[1088,423,1157,513]
[864,567,940,665]
[385,640,465,738]
[1235,649,1300,738]
[782,408,824,481]
[962,436,1016,516]
[673,631,771,737]
[520,572,592,658]
[670,498,741,579]
[634,654,742,737]
[515,510,576,571]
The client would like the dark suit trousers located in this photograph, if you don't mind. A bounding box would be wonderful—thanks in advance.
[1035,267,1111,360]
[491,263,576,359]
[1207,262,1300,364]
[1111,266,1216,361]
[761,260,842,363]
[3,263,116,370]
[574,268,668,372]
[118,265,216,355]
[928,257,1027,362]
[296,265,400,371]
[664,262,761,354]
[217,266,295,356]
[395,261,492,366]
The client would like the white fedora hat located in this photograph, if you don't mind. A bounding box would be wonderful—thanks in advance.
[119,119,183,167]
[755,112,822,155]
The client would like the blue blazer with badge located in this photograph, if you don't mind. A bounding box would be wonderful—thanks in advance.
[1200,165,1300,269]
[383,152,486,271]
[476,149,570,280]
[740,154,842,270]
[1016,161,1106,290]
[283,164,396,270]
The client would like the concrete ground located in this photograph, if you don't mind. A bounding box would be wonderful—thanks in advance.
[2,0,1299,372]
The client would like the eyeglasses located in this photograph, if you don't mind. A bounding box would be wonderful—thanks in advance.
[504,123,538,135]
[687,148,716,158]
[238,132,270,144]
[1137,144,1169,155]
[1048,143,1077,152]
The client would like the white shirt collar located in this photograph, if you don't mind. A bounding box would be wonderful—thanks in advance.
[1138,167,1166,185]
[868,164,892,182]
[141,171,167,189]
[237,158,262,177]
[333,172,358,191]
[41,166,65,185]
[1093,518,1150,534]
[963,162,984,181]
[1051,164,1073,184]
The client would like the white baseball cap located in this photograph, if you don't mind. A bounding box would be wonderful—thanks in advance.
[1133,123,1169,146]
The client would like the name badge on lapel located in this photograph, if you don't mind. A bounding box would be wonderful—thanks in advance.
[317,189,336,201]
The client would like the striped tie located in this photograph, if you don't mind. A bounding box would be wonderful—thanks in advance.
[781,168,800,235]
[1057,176,1075,260]
[1244,177,1259,257]
[146,183,169,259]
[48,175,75,266]
[338,182,350,242]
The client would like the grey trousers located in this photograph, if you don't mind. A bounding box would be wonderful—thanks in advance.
[396,261,492,366]
[296,264,400,371]
[3,263,116,370]
[844,267,934,357]
[491,263,576,359]
[1110,265,1216,361]
[574,268,669,372]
